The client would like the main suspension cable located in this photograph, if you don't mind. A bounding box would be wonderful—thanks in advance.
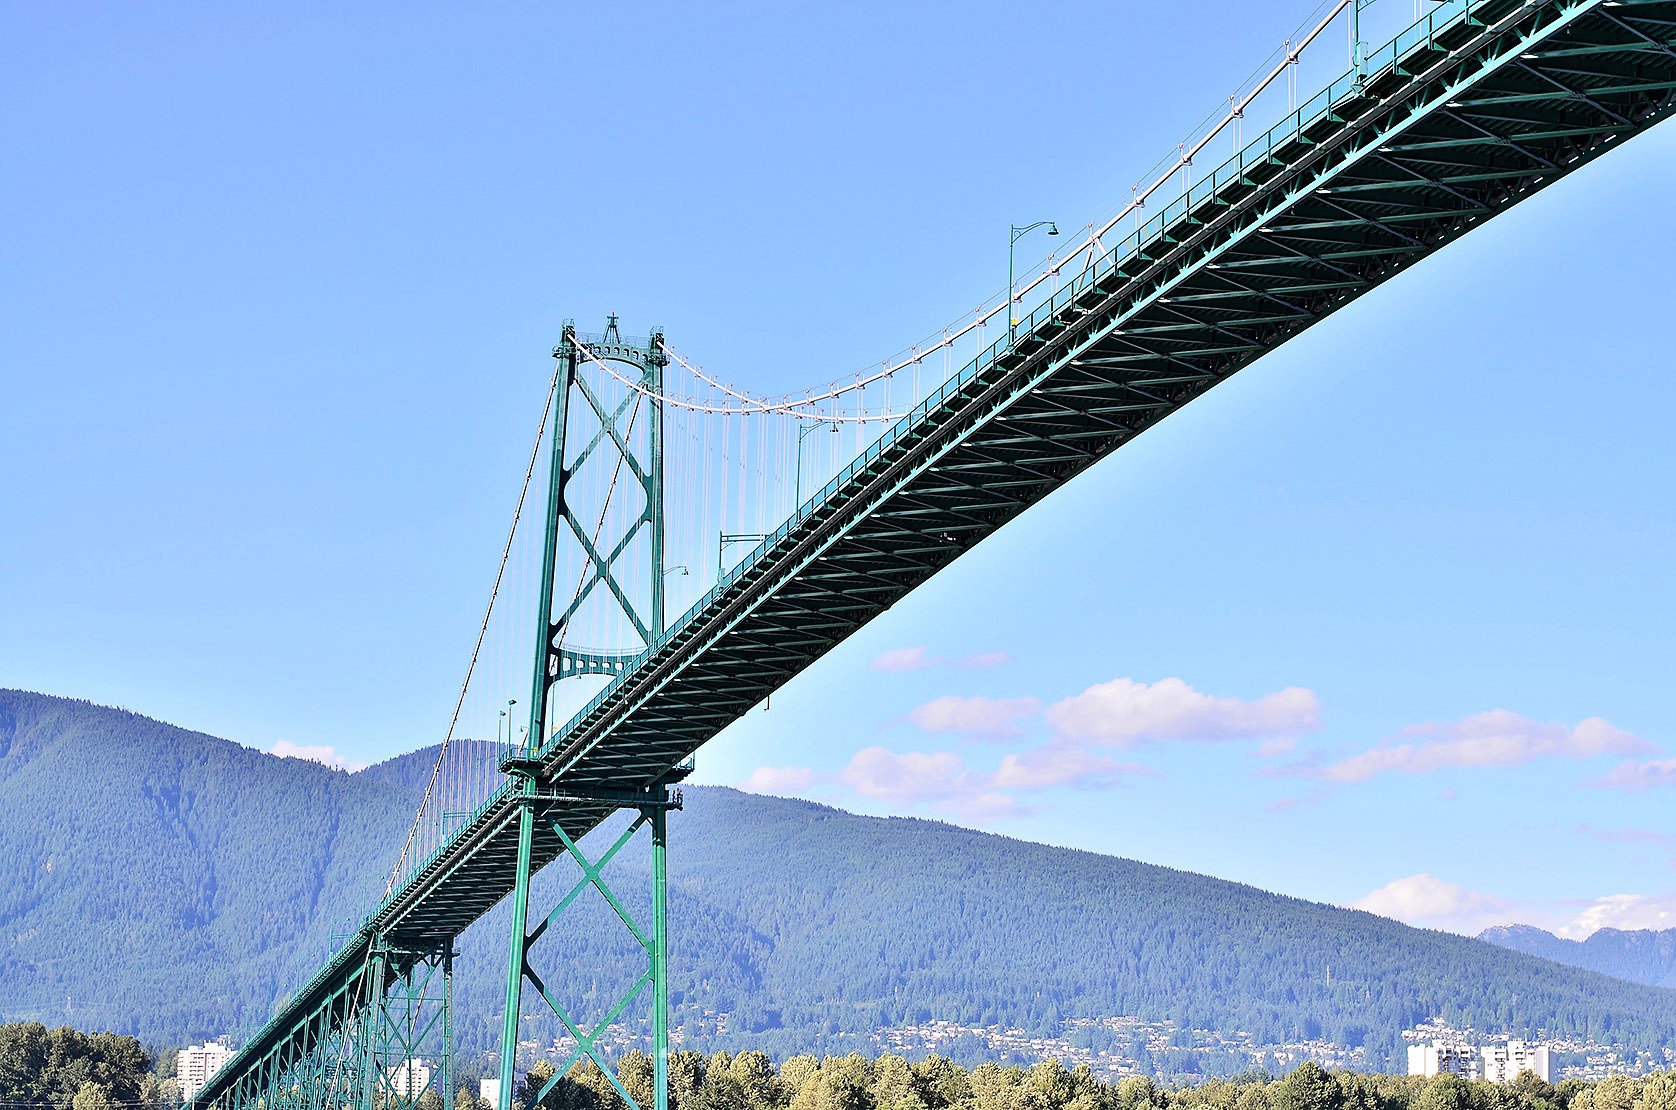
[385,359,564,895]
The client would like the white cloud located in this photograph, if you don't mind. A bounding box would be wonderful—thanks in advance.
[1350,873,1521,935]
[1046,677,1320,747]
[1352,873,1676,940]
[1595,757,1676,791]
[839,746,1022,821]
[739,766,817,796]
[1316,711,1652,784]
[870,646,938,672]
[992,742,1154,790]
[960,651,1010,669]
[1557,893,1676,939]
[906,695,1040,739]
[270,740,367,773]
[836,739,1151,824]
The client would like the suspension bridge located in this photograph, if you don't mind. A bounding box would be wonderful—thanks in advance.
[190,2,1676,1110]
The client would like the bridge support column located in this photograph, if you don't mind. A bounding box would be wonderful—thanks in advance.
[495,786,680,1110]
[496,795,537,1110]
[650,803,669,1110]
[375,944,455,1110]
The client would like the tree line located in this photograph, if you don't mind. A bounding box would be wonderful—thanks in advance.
[6,1023,1676,1110]
[488,1051,1676,1110]
[0,1022,174,1110]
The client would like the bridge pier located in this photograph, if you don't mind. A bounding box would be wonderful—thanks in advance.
[366,942,454,1110]
[495,784,680,1110]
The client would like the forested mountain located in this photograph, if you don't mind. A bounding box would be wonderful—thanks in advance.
[1482,926,1676,989]
[5,690,1676,1077]
[0,691,415,1036]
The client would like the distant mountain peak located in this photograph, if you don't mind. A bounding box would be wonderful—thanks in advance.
[1479,922,1676,989]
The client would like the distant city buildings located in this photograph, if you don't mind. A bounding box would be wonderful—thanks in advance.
[480,1079,501,1107]
[1407,1036,1551,1084]
[177,1043,235,1104]
[1409,1040,1482,1081]
[1484,1041,1552,1084]
[385,1059,432,1100]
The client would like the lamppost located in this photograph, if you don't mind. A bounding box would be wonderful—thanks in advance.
[1009,220,1059,345]
[499,697,517,751]
[795,418,839,506]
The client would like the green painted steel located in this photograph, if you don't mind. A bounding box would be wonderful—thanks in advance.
[526,318,669,695]
[512,796,680,1110]
[493,317,679,1110]
[496,798,536,1110]
[194,4,1676,1110]
[651,806,669,1110]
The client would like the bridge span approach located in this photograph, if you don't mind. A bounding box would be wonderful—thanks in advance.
[192,4,1676,1110]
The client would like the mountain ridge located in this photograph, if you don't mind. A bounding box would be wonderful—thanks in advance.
[4,688,1676,1077]
[1481,924,1676,989]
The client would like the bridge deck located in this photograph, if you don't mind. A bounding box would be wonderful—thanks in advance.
[198,1,1676,1104]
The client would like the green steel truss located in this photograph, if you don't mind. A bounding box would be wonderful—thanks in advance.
[494,315,679,1110]
[500,794,680,1110]
[195,3,1676,1110]
[211,942,453,1110]
[535,315,669,693]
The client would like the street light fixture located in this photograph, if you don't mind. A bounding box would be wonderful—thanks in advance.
[795,418,840,506]
[1009,220,1059,346]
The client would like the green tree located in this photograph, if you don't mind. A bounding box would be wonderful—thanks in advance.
[1232,1082,1273,1110]
[1273,1063,1340,1110]
[690,1070,749,1110]
[910,1056,969,1110]
[520,1061,557,1110]
[570,1059,624,1110]
[1591,1079,1640,1110]
[1633,1075,1676,1110]
[968,1063,1024,1110]
[668,1052,708,1110]
[779,1059,820,1104]
[869,1056,914,1110]
[728,1051,781,1110]
[1414,1076,1469,1110]
[790,1057,872,1110]
[617,1052,654,1110]
[71,1084,110,1110]
[1114,1076,1160,1110]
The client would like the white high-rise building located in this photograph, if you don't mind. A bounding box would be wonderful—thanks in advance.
[1483,1041,1551,1084]
[1409,1040,1483,1081]
[177,1043,235,1103]
[479,1079,501,1108]
[386,1059,432,1100]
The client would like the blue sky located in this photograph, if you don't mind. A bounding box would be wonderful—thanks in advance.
[4,0,1675,940]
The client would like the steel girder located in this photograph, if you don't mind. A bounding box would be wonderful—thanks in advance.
[497,797,677,1110]
[197,2,1676,1107]
[208,941,452,1110]
[537,0,1676,796]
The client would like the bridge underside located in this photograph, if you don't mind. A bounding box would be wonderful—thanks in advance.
[197,2,1676,1108]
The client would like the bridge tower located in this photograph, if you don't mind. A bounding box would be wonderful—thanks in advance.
[495,317,684,1110]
